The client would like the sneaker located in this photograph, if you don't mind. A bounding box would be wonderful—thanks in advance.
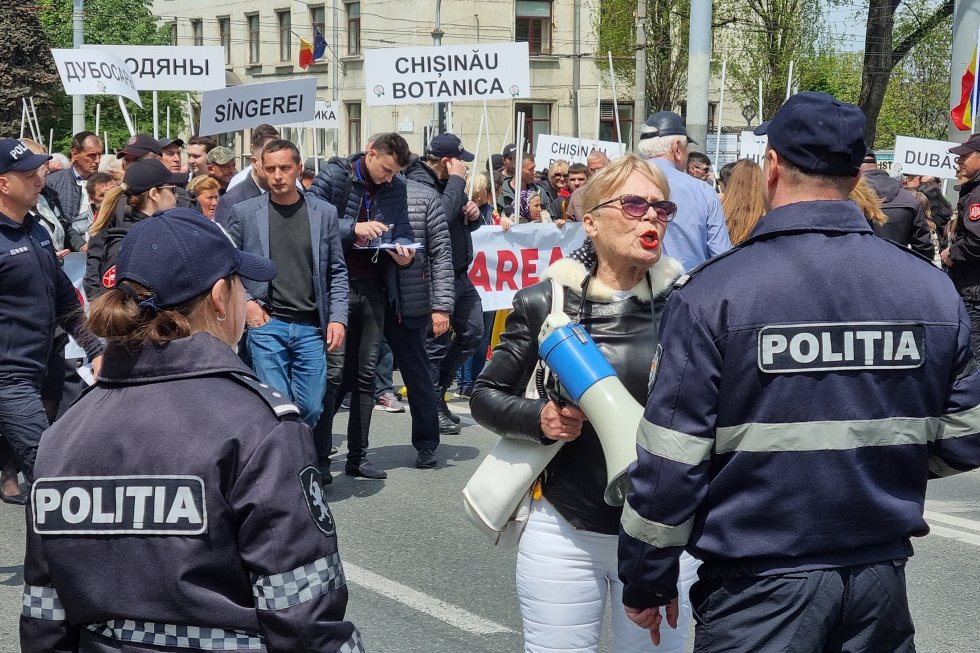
[345,460,388,479]
[452,386,473,400]
[375,391,406,413]
[340,392,352,410]
[415,449,437,469]
[438,412,462,435]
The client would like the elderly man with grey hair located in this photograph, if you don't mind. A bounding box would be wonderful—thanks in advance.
[636,112,731,271]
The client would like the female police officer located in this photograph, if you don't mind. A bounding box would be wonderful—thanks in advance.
[21,208,364,652]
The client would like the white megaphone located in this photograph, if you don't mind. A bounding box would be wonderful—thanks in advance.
[537,317,644,506]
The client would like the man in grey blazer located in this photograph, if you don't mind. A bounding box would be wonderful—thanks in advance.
[226,140,349,435]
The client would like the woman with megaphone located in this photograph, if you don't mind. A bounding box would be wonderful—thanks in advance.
[471,153,698,653]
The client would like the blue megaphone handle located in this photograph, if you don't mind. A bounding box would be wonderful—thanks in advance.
[538,323,616,403]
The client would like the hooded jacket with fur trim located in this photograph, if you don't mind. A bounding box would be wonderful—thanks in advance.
[471,254,682,534]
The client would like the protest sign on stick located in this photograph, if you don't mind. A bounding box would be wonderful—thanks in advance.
[83,45,225,92]
[534,135,623,167]
[893,136,959,180]
[365,43,529,106]
[51,49,142,107]
[198,78,317,136]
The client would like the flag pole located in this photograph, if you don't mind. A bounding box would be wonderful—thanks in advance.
[973,28,980,135]
[118,97,136,137]
[468,111,485,200]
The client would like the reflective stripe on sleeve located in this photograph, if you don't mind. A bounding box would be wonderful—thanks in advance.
[620,501,694,549]
[637,419,713,465]
[928,457,964,478]
[85,621,264,650]
[939,402,980,440]
[715,416,938,454]
[252,552,346,611]
[22,584,66,621]
[338,628,366,653]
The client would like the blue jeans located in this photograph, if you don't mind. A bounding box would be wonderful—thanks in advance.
[0,380,49,483]
[246,317,327,428]
[456,311,496,391]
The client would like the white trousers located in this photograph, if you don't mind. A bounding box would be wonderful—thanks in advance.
[516,499,699,653]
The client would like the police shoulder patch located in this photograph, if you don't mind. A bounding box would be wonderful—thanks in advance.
[299,466,336,537]
[970,204,980,222]
[229,372,300,419]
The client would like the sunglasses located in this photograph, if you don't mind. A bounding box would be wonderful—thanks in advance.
[589,195,677,222]
[551,173,568,179]
[157,185,177,193]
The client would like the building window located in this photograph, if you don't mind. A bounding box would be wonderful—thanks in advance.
[191,20,203,47]
[310,6,326,37]
[247,14,261,65]
[346,2,360,55]
[347,102,361,154]
[516,1,551,56]
[516,102,551,155]
[218,18,231,65]
[168,22,178,46]
[599,102,634,145]
[277,10,292,62]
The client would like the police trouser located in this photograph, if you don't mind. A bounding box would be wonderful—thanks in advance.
[962,297,980,363]
[0,380,49,484]
[690,561,916,653]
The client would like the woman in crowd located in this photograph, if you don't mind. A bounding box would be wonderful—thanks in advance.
[850,176,887,229]
[22,208,362,652]
[720,159,766,245]
[472,153,697,653]
[189,174,221,220]
[539,159,571,220]
[84,158,186,299]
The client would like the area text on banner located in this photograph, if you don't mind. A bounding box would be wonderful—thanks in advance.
[51,49,143,107]
[82,45,226,92]
[364,43,530,107]
[468,223,587,311]
[198,78,317,136]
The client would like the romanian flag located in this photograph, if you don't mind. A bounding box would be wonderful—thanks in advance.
[299,38,314,70]
[952,45,979,131]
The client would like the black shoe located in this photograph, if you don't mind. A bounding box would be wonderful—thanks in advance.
[345,460,388,479]
[415,449,437,469]
[436,389,461,424]
[1,491,25,506]
[438,412,462,435]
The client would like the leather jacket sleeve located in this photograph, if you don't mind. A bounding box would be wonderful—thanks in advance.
[471,284,556,444]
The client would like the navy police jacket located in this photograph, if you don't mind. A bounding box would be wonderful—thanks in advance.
[21,333,363,652]
[618,200,980,609]
[0,211,102,386]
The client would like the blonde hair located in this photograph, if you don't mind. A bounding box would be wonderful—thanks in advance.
[721,160,767,245]
[849,177,886,226]
[89,185,153,236]
[19,138,47,155]
[548,160,569,179]
[467,171,489,196]
[581,153,670,216]
[188,175,220,195]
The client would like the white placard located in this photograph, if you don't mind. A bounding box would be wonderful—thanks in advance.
[364,42,530,106]
[63,253,88,359]
[893,136,960,180]
[282,101,340,130]
[83,45,226,92]
[51,49,143,107]
[533,135,623,167]
[198,78,317,136]
[739,131,768,163]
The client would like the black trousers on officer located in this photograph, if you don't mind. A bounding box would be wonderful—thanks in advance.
[426,273,484,391]
[962,298,980,362]
[384,308,440,452]
[690,561,916,653]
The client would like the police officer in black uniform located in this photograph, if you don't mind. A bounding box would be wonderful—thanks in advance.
[22,208,364,652]
[942,133,980,358]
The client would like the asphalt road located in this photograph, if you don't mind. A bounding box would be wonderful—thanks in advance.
[1,390,978,652]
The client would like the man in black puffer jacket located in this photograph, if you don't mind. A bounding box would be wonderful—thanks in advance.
[379,179,455,468]
[308,133,415,481]
[861,153,934,260]
[404,133,485,435]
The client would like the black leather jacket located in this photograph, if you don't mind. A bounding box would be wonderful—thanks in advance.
[471,256,679,534]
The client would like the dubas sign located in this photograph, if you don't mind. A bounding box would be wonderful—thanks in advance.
[533,135,624,167]
[468,223,587,311]
[82,45,226,92]
[893,136,959,180]
[51,49,143,106]
[198,78,317,136]
[364,43,530,106]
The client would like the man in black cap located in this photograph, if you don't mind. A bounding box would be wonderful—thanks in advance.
[158,138,185,174]
[0,139,104,498]
[860,151,933,260]
[943,133,980,356]
[116,134,163,170]
[635,111,731,272]
[405,133,484,434]
[619,92,980,652]
[501,143,518,179]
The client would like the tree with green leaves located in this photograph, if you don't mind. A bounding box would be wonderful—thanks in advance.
[37,0,187,154]
[0,1,61,140]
